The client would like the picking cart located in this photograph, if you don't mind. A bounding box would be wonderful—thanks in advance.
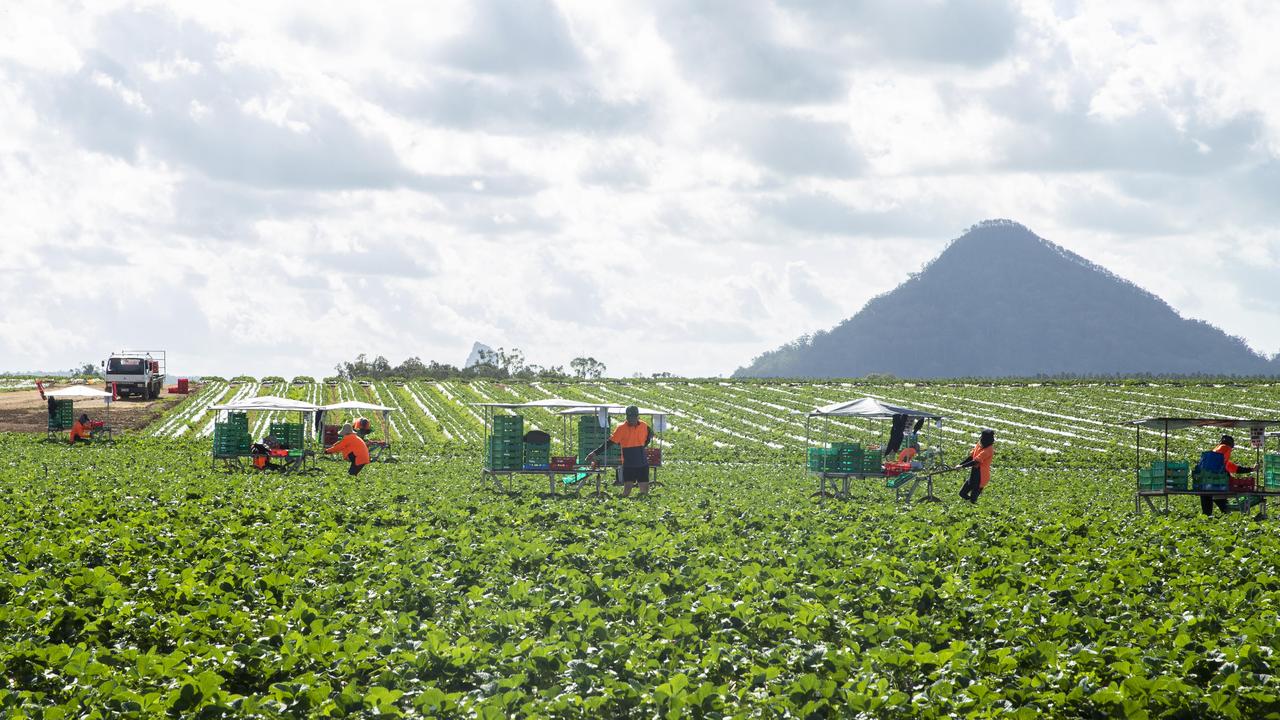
[557,405,669,498]
[1131,417,1280,518]
[319,400,398,462]
[43,385,115,443]
[477,399,608,496]
[206,396,320,473]
[805,398,947,503]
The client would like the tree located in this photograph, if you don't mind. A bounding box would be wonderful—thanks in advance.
[73,362,96,376]
[570,357,606,379]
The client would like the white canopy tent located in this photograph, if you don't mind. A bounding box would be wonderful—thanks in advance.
[204,395,322,470]
[45,386,115,400]
[807,397,942,420]
[318,400,398,460]
[804,397,947,501]
[44,385,114,440]
[208,396,320,413]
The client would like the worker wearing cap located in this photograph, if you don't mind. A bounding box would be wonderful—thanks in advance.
[1201,434,1255,516]
[325,422,371,476]
[69,413,92,444]
[591,406,653,497]
[353,416,372,438]
[957,429,996,504]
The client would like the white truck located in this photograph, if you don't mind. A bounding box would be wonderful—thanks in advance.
[103,350,166,400]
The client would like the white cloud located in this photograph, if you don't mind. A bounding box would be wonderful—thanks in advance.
[1,0,1279,377]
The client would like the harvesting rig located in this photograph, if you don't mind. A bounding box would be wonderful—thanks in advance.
[102,350,166,400]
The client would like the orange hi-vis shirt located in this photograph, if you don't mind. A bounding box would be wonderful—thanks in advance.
[1214,444,1241,474]
[610,421,651,466]
[69,421,90,442]
[326,433,370,466]
[970,442,995,488]
[898,447,918,463]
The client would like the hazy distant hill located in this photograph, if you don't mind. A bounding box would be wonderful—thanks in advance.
[736,220,1279,378]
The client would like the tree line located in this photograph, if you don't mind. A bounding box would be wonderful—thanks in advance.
[333,349,608,381]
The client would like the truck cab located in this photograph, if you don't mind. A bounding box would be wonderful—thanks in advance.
[103,351,166,400]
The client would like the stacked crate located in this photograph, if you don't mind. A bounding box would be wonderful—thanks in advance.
[577,416,619,466]
[523,435,551,470]
[808,443,882,474]
[1139,461,1190,491]
[268,422,304,449]
[488,415,524,470]
[1265,454,1280,490]
[47,399,74,431]
[214,412,251,457]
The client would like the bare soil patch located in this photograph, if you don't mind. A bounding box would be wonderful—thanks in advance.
[0,382,190,434]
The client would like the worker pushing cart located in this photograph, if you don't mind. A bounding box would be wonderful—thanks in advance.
[586,405,653,497]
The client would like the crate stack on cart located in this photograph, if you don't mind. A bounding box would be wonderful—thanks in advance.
[577,416,619,466]
[1265,454,1280,491]
[523,434,551,470]
[214,412,251,457]
[47,399,74,434]
[1138,461,1190,491]
[807,442,882,474]
[488,415,524,470]
[268,421,304,449]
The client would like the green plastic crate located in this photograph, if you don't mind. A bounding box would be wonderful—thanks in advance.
[268,422,304,449]
[524,442,551,463]
[47,399,75,431]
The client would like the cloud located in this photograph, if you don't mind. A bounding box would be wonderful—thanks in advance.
[761,192,947,237]
[380,75,648,135]
[439,0,583,75]
[733,113,863,177]
[654,0,847,103]
[781,0,1021,67]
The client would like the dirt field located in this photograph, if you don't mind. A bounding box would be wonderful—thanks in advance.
[0,382,189,434]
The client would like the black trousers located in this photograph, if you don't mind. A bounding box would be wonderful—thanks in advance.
[958,466,982,503]
[1201,496,1229,516]
[347,452,365,476]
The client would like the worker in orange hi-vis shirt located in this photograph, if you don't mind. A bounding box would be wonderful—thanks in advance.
[325,422,371,476]
[69,413,93,444]
[589,406,653,497]
[957,429,996,504]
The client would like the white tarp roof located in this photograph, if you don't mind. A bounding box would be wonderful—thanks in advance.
[45,386,114,400]
[321,401,395,412]
[557,405,668,418]
[209,396,319,413]
[808,397,941,419]
[476,398,598,410]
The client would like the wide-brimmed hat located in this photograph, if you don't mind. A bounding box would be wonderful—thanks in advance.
[337,422,354,438]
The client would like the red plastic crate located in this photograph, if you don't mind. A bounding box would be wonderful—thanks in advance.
[550,456,576,471]
[645,448,663,466]
[883,461,912,477]
[1230,476,1255,492]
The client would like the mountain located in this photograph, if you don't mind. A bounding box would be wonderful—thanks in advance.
[736,220,1279,378]
[464,342,494,369]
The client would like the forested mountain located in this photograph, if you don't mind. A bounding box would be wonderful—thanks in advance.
[736,220,1278,378]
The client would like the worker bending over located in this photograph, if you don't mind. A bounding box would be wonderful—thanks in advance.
[325,422,371,476]
[589,406,653,497]
[957,429,996,504]
[1201,434,1255,516]
[69,413,93,444]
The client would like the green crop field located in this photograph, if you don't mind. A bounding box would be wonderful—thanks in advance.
[6,380,1280,717]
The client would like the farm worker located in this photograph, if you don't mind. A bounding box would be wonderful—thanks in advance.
[1201,435,1255,516]
[353,417,372,438]
[69,413,92,444]
[326,422,370,476]
[589,406,653,497]
[956,429,996,504]
[897,440,919,464]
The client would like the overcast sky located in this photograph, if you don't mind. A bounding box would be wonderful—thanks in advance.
[2,0,1278,378]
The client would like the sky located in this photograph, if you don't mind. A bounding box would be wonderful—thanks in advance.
[2,0,1279,378]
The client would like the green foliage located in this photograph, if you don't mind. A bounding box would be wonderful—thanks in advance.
[6,380,1280,716]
